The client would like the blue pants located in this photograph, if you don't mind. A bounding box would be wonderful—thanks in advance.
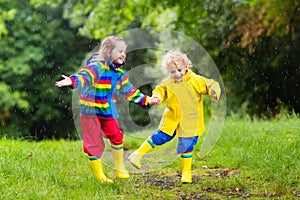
[151,130,199,154]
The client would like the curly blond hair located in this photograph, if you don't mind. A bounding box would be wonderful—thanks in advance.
[161,50,192,74]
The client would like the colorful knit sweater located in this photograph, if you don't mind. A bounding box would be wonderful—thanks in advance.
[70,61,149,118]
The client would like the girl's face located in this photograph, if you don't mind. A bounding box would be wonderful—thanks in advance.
[168,62,187,82]
[110,41,127,64]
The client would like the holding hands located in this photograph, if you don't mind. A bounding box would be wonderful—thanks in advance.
[149,96,160,105]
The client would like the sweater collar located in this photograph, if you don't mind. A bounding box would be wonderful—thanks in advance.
[86,54,125,70]
[107,59,125,71]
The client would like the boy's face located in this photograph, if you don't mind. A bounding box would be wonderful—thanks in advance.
[111,41,127,64]
[168,61,187,82]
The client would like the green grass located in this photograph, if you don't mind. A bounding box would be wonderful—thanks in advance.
[0,116,299,199]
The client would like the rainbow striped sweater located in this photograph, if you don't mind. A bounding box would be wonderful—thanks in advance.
[70,61,149,118]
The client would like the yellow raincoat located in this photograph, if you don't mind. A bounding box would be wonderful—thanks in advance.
[153,70,221,137]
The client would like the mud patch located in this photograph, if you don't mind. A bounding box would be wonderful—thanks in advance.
[136,167,292,200]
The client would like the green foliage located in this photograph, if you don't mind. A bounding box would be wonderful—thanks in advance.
[222,0,300,115]
[0,0,96,139]
[64,0,136,38]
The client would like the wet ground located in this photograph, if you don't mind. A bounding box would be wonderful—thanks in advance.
[133,167,299,200]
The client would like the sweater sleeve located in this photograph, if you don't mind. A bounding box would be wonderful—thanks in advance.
[70,63,99,89]
[119,72,149,106]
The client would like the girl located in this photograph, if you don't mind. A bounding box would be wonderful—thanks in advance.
[128,50,221,183]
[55,35,158,183]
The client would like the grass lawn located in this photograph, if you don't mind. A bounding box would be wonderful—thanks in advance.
[0,116,299,199]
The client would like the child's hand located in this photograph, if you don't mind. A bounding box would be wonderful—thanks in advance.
[210,89,218,101]
[149,96,161,105]
[55,75,72,87]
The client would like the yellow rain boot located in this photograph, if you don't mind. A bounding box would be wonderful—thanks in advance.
[111,144,130,179]
[128,137,155,169]
[181,155,193,183]
[89,156,113,183]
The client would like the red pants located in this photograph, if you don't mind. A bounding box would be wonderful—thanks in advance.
[80,116,123,157]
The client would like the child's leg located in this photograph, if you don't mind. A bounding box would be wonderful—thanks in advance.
[81,116,111,182]
[111,144,130,178]
[81,116,105,157]
[180,152,193,183]
[178,136,199,183]
[128,130,175,169]
[101,118,129,178]
[89,156,113,183]
[128,137,155,169]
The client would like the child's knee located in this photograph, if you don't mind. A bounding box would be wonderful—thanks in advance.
[151,130,174,145]
[176,136,199,154]
[109,133,123,146]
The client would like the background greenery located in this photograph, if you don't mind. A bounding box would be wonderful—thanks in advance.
[0,0,300,139]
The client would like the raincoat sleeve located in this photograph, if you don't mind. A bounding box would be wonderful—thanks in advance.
[190,73,221,101]
[152,82,167,103]
[202,77,221,101]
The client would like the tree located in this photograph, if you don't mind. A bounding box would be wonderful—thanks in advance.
[0,0,96,139]
[224,0,300,115]
[1,0,299,139]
